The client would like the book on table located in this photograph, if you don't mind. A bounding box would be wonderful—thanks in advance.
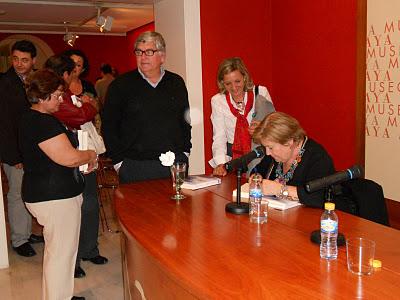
[181,175,222,190]
[232,183,302,210]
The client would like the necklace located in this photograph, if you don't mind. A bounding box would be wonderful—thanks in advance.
[275,136,308,184]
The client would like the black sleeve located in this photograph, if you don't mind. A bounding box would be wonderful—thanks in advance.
[253,155,274,177]
[295,149,335,208]
[35,115,66,144]
[22,114,65,146]
[0,78,22,165]
[101,79,125,164]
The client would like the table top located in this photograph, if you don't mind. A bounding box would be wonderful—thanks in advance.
[115,174,400,299]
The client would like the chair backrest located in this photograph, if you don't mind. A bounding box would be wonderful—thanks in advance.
[340,178,389,226]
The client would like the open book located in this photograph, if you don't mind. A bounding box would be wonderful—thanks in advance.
[232,183,302,210]
[181,175,222,190]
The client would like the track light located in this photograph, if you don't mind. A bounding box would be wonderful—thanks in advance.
[64,33,79,47]
[63,25,78,47]
[96,7,113,32]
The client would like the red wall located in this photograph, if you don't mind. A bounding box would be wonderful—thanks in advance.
[200,0,358,172]
[270,1,357,170]
[200,0,273,174]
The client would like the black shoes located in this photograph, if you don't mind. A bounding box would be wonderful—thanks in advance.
[75,255,108,278]
[13,242,36,257]
[74,266,86,278]
[12,234,44,257]
[71,296,85,300]
[82,255,108,265]
[28,233,44,244]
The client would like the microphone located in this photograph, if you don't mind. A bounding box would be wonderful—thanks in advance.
[225,146,265,172]
[305,165,363,193]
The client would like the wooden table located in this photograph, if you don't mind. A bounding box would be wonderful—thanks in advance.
[115,175,400,299]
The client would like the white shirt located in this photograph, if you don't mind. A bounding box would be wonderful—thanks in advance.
[209,85,272,168]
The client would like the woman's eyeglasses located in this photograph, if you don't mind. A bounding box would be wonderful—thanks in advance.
[50,92,64,101]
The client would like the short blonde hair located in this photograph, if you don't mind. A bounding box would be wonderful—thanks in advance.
[253,112,306,145]
[216,57,254,93]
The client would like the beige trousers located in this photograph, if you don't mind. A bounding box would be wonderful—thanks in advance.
[26,195,83,300]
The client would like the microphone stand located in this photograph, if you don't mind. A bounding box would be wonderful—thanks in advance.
[225,166,249,214]
[310,185,345,246]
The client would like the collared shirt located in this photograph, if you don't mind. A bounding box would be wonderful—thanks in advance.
[138,66,165,88]
[15,72,25,83]
[209,85,273,168]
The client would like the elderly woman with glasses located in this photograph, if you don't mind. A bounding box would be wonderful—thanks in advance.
[209,57,275,176]
[48,52,108,279]
[19,69,97,300]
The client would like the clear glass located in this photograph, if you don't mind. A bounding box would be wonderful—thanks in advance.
[346,238,375,275]
[170,162,187,200]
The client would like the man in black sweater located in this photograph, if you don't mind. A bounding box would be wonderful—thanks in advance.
[0,40,44,257]
[102,31,192,183]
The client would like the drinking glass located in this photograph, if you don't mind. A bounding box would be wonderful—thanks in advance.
[170,162,186,200]
[346,238,376,275]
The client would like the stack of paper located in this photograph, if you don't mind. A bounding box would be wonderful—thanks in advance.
[181,175,221,190]
[232,183,302,210]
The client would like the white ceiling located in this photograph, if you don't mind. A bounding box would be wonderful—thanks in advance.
[0,0,155,35]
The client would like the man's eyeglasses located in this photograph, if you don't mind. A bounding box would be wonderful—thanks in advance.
[134,49,159,56]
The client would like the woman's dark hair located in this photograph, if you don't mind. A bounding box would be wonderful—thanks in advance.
[63,49,90,78]
[44,54,75,77]
[25,69,64,104]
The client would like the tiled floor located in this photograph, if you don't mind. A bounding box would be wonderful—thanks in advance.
[0,173,124,300]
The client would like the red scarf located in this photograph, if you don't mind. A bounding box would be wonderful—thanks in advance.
[225,91,254,159]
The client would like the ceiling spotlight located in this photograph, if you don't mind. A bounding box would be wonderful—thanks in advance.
[96,7,113,32]
[63,25,78,47]
[64,32,79,47]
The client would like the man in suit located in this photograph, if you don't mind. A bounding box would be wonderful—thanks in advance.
[0,40,44,257]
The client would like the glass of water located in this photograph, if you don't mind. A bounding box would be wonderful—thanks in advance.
[170,162,186,200]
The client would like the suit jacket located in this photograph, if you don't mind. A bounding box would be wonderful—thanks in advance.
[0,68,31,165]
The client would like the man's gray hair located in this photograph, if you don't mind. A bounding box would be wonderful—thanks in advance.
[134,31,166,52]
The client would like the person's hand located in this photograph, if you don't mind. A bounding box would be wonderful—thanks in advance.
[14,163,23,169]
[81,94,99,111]
[248,120,260,136]
[84,151,98,174]
[80,94,92,103]
[213,164,227,176]
[261,179,281,196]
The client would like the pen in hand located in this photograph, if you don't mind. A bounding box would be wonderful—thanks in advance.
[265,160,275,180]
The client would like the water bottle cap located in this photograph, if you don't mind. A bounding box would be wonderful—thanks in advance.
[324,202,335,210]
[252,173,262,182]
[372,259,382,268]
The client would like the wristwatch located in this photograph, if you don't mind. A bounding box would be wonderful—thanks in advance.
[279,184,289,199]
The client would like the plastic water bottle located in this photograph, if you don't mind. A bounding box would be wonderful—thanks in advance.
[320,202,338,260]
[249,174,267,223]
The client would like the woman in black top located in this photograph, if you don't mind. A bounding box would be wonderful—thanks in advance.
[19,69,97,300]
[252,112,335,207]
